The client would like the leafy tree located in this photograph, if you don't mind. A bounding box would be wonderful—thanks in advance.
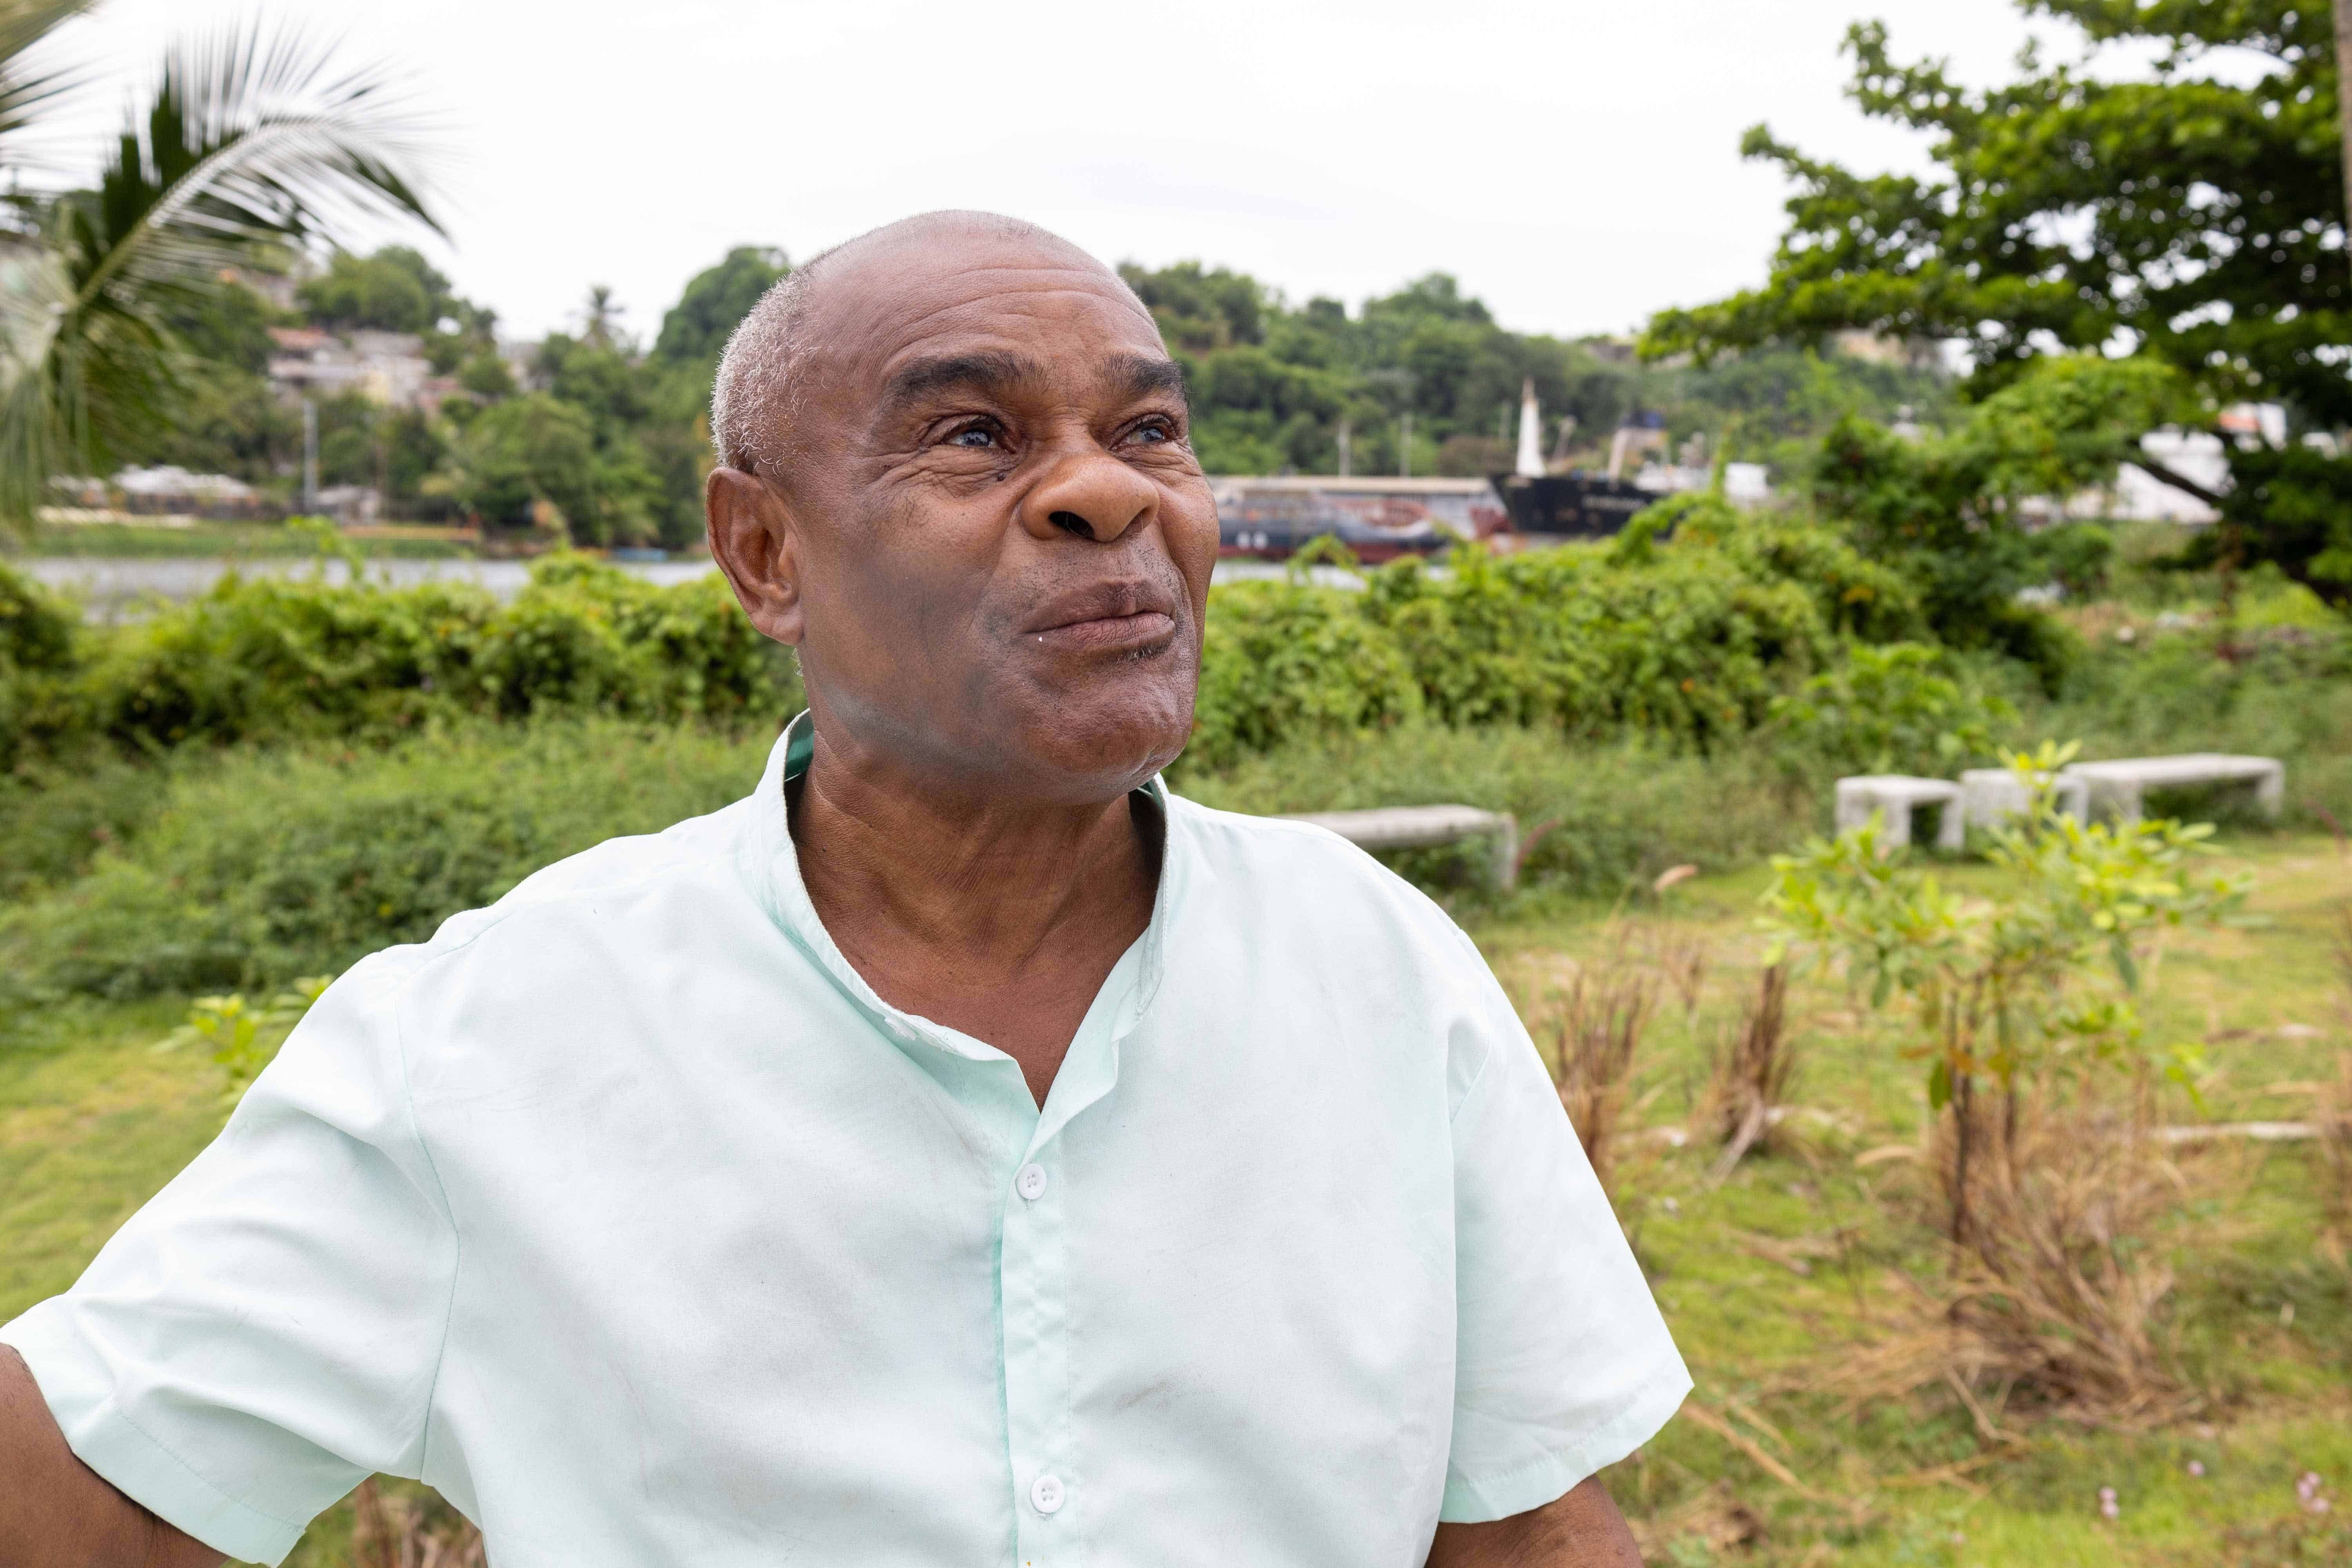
[457,350,516,400]
[1122,261,1267,355]
[438,392,597,533]
[653,245,786,367]
[298,246,455,334]
[1644,1,2352,602]
[1806,355,2182,679]
[0,21,441,528]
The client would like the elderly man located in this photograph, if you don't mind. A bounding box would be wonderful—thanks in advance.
[0,212,1687,1566]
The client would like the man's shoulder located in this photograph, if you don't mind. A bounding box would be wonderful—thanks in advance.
[1160,791,1483,957]
[368,793,763,983]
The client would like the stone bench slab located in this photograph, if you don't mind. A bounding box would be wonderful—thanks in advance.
[2062,753,2285,824]
[1834,775,1963,851]
[1284,804,1520,889]
[1959,768,2089,833]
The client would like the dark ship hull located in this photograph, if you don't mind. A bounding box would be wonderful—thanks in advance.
[1490,472,1654,538]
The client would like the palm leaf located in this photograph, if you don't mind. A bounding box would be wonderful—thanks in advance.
[0,0,98,179]
[0,22,443,529]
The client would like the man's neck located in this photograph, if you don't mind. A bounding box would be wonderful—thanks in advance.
[786,723,1159,1106]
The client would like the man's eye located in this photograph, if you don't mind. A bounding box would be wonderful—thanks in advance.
[949,426,996,448]
[1130,421,1172,445]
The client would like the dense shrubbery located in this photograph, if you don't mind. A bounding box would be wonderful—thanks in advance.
[6,627,2351,1002]
[0,553,802,765]
[6,505,1927,774]
[1190,496,1924,768]
[0,723,773,1000]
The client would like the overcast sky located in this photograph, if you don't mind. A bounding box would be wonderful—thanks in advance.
[31,0,2069,343]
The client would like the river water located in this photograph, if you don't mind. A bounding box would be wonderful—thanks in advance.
[18,556,1353,620]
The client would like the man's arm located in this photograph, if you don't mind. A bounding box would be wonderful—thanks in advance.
[1427,1476,1644,1567]
[0,1346,223,1568]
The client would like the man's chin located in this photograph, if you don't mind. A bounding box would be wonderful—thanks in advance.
[998,681,1194,798]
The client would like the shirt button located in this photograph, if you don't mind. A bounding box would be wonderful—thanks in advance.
[1030,1474,1065,1515]
[1016,1163,1049,1201]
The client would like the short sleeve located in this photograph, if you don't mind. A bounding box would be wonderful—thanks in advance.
[1440,974,1691,1523]
[0,955,459,1566]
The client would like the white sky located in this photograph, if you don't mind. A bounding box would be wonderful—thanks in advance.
[30,0,2067,343]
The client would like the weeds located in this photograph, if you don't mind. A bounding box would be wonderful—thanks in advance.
[1703,962,1795,1182]
[150,978,332,1115]
[1764,744,2245,1245]
[1537,962,1659,1193]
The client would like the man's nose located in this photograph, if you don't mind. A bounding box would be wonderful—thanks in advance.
[1018,441,1158,544]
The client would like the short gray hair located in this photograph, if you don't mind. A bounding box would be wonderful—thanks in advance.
[709,259,830,473]
[708,212,1139,474]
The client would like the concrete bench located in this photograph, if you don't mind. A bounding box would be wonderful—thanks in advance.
[1284,804,1521,889]
[1958,767,2090,836]
[2062,753,2285,825]
[1834,775,1963,852]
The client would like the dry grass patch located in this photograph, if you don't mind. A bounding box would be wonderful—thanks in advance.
[1702,962,1797,1182]
[1534,959,1660,1194]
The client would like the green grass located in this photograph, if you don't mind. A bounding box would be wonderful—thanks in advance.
[1470,838,2352,1564]
[5,827,2346,1563]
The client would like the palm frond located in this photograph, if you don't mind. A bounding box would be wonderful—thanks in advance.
[0,0,98,179]
[0,22,443,531]
[81,24,443,308]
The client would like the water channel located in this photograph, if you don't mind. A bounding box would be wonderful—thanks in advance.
[17,555,1359,620]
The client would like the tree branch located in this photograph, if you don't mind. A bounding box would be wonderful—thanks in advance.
[2125,454,2226,508]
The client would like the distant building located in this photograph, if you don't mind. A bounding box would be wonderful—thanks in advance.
[54,466,272,520]
[266,327,434,407]
[2105,405,2293,525]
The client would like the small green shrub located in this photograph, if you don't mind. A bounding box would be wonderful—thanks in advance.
[152,977,334,1116]
[1769,641,2015,777]
[18,554,803,758]
[0,747,177,898]
[1,720,777,998]
[0,562,85,769]
[1188,578,1423,770]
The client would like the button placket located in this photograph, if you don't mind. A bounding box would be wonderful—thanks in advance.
[1003,1143,1076,1563]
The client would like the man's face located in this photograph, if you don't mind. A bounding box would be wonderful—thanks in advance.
[717,232,1219,804]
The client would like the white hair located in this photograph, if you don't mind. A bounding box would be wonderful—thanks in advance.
[708,212,1142,474]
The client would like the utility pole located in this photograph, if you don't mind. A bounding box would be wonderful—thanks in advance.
[1336,418,1352,477]
[1398,410,1412,478]
[301,397,318,514]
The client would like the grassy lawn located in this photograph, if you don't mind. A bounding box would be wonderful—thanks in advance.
[4,835,2347,1563]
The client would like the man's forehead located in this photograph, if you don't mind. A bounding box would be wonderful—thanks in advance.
[802,238,1165,390]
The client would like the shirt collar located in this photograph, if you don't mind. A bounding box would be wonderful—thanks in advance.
[740,712,1174,1135]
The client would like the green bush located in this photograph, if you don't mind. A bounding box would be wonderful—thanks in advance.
[0,747,177,900]
[1769,641,2015,777]
[0,554,804,759]
[1192,508,1924,764]
[6,515,1938,775]
[1188,578,1423,770]
[0,564,84,769]
[1,720,776,999]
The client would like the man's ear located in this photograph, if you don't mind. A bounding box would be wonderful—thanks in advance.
[707,466,804,646]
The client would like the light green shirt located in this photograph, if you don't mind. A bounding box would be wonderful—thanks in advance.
[5,719,1688,1566]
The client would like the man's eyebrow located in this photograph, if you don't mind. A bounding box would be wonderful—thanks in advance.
[1111,354,1187,403]
[883,351,1040,407]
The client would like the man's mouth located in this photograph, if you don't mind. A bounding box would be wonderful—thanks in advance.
[1023,583,1179,655]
